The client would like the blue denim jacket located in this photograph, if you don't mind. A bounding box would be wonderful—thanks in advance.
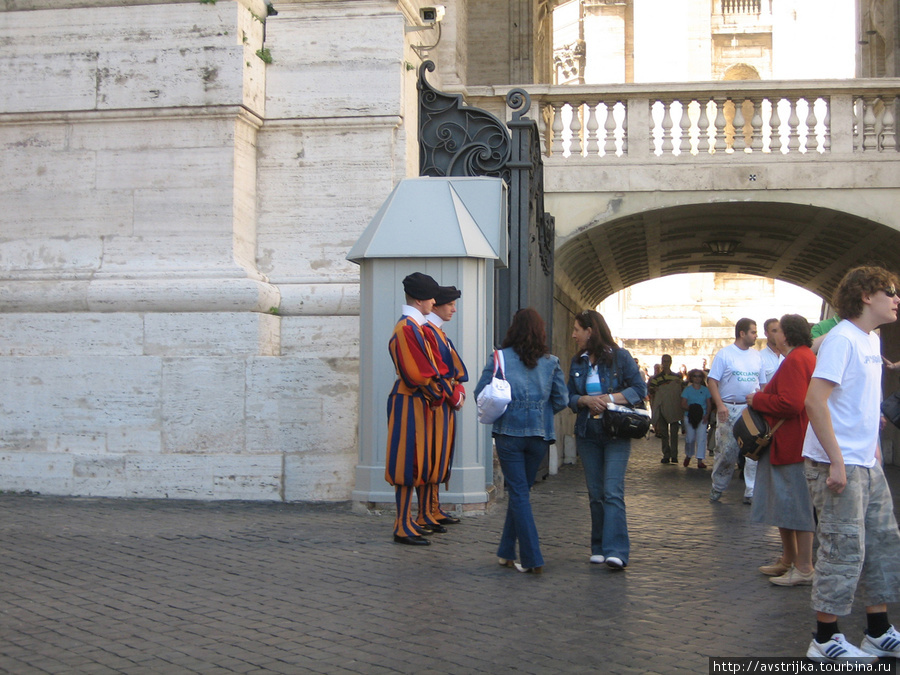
[474,348,569,441]
[567,347,647,437]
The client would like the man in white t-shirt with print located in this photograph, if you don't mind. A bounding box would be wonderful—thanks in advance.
[802,266,900,665]
[708,318,765,503]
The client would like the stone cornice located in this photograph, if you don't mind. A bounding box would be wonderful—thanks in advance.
[0,105,264,127]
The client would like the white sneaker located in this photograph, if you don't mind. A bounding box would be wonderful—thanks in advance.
[605,556,625,570]
[589,554,605,564]
[860,625,900,657]
[806,633,877,664]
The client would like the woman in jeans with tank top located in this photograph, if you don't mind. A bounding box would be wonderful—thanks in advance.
[568,310,646,570]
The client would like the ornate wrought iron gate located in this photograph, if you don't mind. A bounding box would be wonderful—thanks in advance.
[418,61,555,345]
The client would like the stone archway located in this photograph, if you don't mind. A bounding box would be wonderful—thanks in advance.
[723,63,762,80]
[554,202,900,309]
[550,201,900,465]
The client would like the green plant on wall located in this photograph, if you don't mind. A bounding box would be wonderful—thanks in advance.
[199,0,216,4]
[256,47,273,64]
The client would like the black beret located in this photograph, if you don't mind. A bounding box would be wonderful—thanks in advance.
[402,272,440,300]
[434,285,461,306]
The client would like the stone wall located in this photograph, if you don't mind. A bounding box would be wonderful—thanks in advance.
[0,0,420,500]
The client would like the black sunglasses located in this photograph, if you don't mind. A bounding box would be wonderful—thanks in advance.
[883,287,897,298]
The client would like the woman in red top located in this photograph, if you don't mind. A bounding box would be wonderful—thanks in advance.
[745,314,817,586]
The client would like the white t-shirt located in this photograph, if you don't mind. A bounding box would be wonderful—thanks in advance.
[708,343,764,403]
[801,319,882,467]
[758,345,784,386]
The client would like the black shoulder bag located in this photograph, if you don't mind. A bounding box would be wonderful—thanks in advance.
[601,352,651,440]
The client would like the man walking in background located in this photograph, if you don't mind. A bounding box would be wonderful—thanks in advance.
[648,354,684,464]
[708,318,764,503]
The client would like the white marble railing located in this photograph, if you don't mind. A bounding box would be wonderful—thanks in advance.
[468,80,900,160]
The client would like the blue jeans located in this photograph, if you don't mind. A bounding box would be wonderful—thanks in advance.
[577,425,631,563]
[495,435,549,568]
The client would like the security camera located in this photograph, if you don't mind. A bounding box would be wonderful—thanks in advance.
[420,5,445,24]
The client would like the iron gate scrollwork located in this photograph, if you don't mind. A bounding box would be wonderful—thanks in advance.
[418,61,511,182]
[418,61,554,344]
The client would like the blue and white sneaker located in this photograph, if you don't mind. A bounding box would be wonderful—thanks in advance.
[806,633,877,664]
[861,625,900,658]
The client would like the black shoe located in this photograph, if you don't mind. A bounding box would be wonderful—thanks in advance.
[438,516,461,525]
[393,535,431,546]
[420,523,447,533]
[413,525,432,536]
[660,457,670,464]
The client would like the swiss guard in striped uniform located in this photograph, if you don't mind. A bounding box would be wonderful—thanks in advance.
[385,273,463,545]
[421,285,468,531]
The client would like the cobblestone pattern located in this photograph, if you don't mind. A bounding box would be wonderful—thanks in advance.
[1,438,898,674]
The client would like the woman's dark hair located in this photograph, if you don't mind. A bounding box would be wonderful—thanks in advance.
[779,313,813,348]
[687,368,706,383]
[575,309,617,366]
[501,307,549,368]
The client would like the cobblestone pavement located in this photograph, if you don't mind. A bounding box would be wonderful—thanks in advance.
[1,438,899,675]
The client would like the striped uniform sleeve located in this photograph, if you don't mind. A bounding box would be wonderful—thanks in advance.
[389,321,445,402]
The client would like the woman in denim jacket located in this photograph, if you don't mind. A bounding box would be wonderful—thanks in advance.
[474,308,568,574]
[568,310,646,570]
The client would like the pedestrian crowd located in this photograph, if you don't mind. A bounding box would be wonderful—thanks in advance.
[384,266,900,666]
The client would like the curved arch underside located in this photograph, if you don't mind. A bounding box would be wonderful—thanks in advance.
[556,202,900,308]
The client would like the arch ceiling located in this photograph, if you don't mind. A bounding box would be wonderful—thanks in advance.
[556,202,900,308]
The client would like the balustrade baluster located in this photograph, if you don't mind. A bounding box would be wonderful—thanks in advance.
[679,101,692,155]
[805,99,818,153]
[539,103,550,156]
[769,100,782,153]
[788,99,801,152]
[714,99,727,153]
[551,103,565,156]
[732,99,746,152]
[853,97,862,151]
[604,103,618,156]
[880,98,896,151]
[620,104,628,155]
[661,100,674,155]
[698,99,711,154]
[822,101,831,152]
[569,102,584,155]
[863,98,878,151]
[585,103,600,156]
[750,98,763,152]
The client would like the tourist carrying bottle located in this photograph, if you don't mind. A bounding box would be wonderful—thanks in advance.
[567,309,647,570]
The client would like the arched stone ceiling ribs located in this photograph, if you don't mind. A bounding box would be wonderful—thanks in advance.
[767,210,832,281]
[555,202,900,309]
[643,215,662,283]
[808,224,896,295]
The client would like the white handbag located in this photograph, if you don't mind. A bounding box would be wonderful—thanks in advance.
[476,349,512,424]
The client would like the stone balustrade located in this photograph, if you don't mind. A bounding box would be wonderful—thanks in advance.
[467,80,900,161]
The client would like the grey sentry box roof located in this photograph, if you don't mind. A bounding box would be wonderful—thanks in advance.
[348,176,507,509]
[347,176,508,266]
